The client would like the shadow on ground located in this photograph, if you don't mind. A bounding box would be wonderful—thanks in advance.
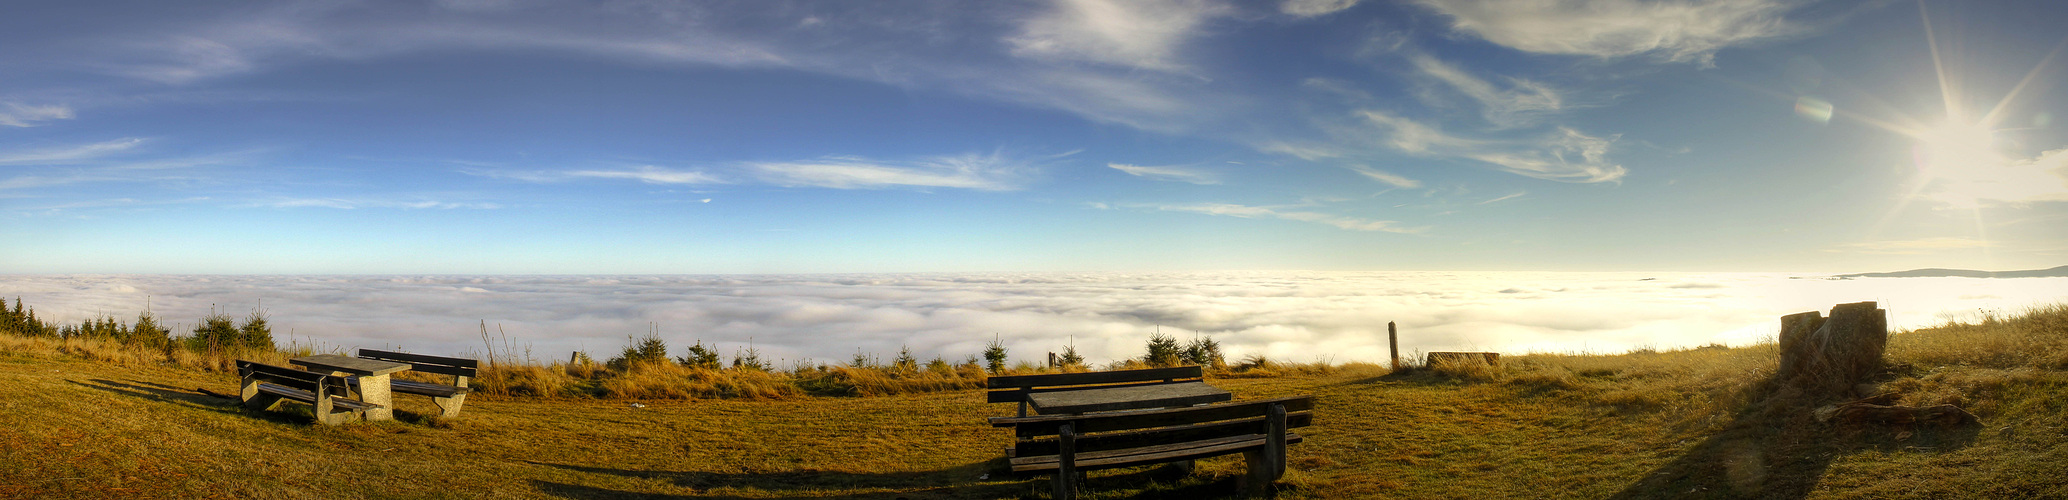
[1609,378,1980,499]
[530,459,1270,499]
[71,377,321,425]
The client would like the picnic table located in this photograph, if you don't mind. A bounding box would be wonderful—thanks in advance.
[291,354,410,421]
[1025,380,1231,415]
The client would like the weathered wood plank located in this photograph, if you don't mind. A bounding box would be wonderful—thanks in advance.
[291,354,411,377]
[1013,412,1314,457]
[1025,381,1232,415]
[1012,433,1306,474]
[1004,396,1316,437]
[985,379,1196,404]
[387,380,472,397]
[358,348,480,369]
[255,384,383,411]
[986,366,1202,389]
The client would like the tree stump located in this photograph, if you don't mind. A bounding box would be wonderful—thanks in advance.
[1777,301,1887,398]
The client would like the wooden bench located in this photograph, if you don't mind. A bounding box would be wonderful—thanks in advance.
[236,360,381,426]
[987,366,1219,418]
[355,349,478,417]
[993,396,1315,499]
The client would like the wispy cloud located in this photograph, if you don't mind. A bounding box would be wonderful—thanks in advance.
[1410,0,1801,65]
[1281,0,1360,17]
[1478,191,1526,205]
[1109,163,1219,184]
[1409,54,1562,127]
[0,102,76,127]
[261,198,503,210]
[80,2,1226,135]
[747,152,1035,191]
[1353,111,1626,183]
[0,138,146,165]
[1155,202,1425,233]
[1343,164,1422,189]
[567,165,724,185]
[1006,0,1231,72]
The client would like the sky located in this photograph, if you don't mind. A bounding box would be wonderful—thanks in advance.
[4,0,2068,274]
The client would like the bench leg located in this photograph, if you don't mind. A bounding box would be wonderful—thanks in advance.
[1240,450,1272,496]
[435,375,472,417]
[240,378,282,411]
[1053,423,1076,500]
[358,374,395,422]
[432,393,468,417]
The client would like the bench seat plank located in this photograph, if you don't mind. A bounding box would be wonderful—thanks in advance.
[1014,411,1313,457]
[1025,381,1232,415]
[255,383,383,412]
[1010,432,1305,474]
[353,379,473,398]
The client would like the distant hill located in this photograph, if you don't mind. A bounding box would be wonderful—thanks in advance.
[1836,265,2068,278]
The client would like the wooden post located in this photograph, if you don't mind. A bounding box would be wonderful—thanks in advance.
[1055,423,1077,500]
[1388,321,1400,371]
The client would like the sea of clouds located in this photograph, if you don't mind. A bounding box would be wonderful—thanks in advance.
[3,272,2064,367]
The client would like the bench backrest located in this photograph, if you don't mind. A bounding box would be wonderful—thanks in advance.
[986,366,1204,405]
[236,360,347,396]
[358,349,480,378]
[1004,396,1315,457]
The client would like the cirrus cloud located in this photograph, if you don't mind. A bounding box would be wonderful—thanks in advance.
[1411,0,1803,65]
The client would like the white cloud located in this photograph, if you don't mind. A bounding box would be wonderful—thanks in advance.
[568,165,724,185]
[0,138,146,165]
[746,152,1035,191]
[262,198,503,210]
[1352,112,1626,183]
[1917,147,2068,208]
[1155,202,1424,233]
[0,102,76,127]
[1281,0,1360,17]
[1108,163,1220,184]
[80,3,1227,135]
[1344,164,1422,189]
[1409,54,1562,127]
[1411,0,1800,65]
[1478,191,1526,205]
[1006,0,1231,72]
[10,272,2060,368]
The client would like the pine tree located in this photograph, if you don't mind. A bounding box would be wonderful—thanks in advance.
[892,345,918,372]
[238,309,274,350]
[1182,335,1223,368]
[677,340,722,369]
[132,310,170,351]
[1060,343,1085,367]
[190,309,238,354]
[983,334,1009,374]
[1144,330,1182,367]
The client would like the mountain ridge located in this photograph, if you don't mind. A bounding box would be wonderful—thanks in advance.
[1835,265,2068,278]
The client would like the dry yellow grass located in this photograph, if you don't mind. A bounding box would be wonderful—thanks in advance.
[1,303,2064,498]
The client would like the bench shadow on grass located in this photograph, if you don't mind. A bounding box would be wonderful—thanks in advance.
[1607,378,1981,500]
[70,377,319,426]
[529,459,1262,499]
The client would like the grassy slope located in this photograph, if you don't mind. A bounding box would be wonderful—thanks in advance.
[3,310,2066,499]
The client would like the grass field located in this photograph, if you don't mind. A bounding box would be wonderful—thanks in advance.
[2,305,2065,499]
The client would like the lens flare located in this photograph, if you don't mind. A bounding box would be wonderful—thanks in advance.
[1793,96,1833,124]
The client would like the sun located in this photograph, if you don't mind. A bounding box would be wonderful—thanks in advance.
[1908,119,2007,209]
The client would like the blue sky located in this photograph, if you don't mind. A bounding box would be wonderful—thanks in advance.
[4,0,2068,274]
